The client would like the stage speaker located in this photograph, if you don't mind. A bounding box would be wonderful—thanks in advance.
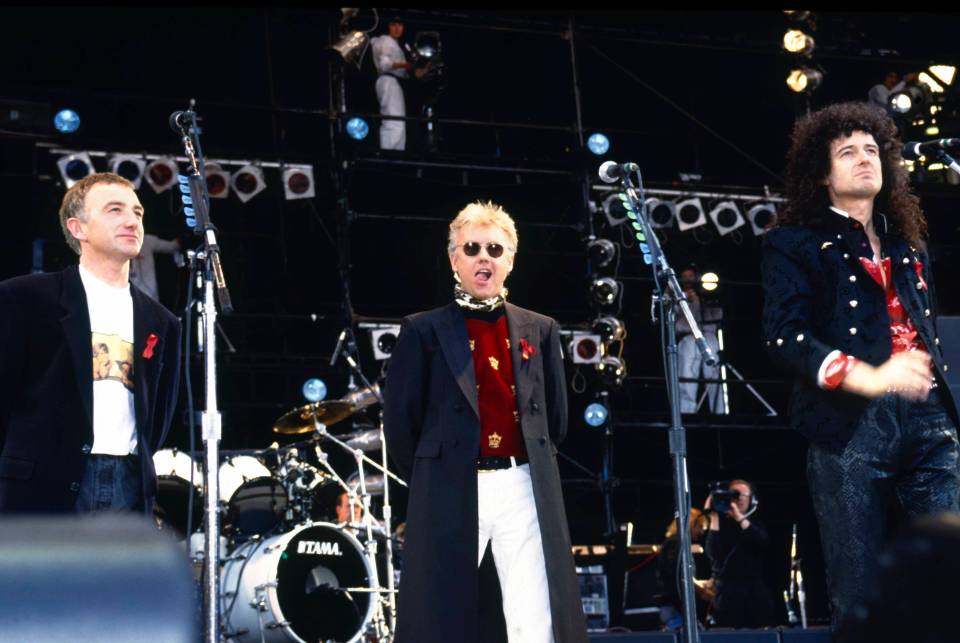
[938,316,960,400]
[0,514,197,642]
[700,630,779,642]
[779,626,833,642]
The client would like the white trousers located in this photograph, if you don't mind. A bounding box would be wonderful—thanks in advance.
[678,332,726,414]
[376,75,406,150]
[477,463,555,643]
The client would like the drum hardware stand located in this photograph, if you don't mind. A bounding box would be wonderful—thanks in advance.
[332,330,405,635]
[611,161,715,643]
[172,104,233,643]
[313,418,392,641]
[783,523,808,628]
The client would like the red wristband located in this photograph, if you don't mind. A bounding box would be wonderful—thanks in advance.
[823,353,859,390]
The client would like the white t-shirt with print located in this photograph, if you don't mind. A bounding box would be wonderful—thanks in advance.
[79,265,138,455]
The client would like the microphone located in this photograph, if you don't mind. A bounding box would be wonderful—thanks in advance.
[329,328,349,367]
[598,161,639,184]
[169,110,195,133]
[901,138,960,161]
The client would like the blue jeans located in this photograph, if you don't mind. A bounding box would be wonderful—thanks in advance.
[74,454,144,513]
[807,388,960,631]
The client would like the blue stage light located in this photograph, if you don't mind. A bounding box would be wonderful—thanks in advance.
[584,402,609,427]
[346,117,369,141]
[587,133,610,156]
[302,378,328,403]
[53,109,81,133]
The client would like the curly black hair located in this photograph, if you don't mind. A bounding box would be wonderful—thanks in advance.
[780,101,926,246]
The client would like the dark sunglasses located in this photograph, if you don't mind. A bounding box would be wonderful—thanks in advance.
[458,241,511,258]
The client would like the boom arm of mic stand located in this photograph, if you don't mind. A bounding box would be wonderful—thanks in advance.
[935,149,960,178]
[621,182,717,367]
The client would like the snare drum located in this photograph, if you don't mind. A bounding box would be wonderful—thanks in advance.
[219,455,287,540]
[152,448,203,538]
[221,522,376,643]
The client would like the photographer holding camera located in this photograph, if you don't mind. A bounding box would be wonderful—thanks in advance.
[703,480,775,628]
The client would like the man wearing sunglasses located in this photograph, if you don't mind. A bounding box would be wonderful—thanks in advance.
[384,201,587,643]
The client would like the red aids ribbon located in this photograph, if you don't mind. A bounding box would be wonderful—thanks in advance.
[143,333,158,360]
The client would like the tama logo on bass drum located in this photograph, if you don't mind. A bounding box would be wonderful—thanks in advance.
[296,540,344,556]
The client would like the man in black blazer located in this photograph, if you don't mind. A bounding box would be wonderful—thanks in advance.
[384,201,587,643]
[0,172,181,515]
[761,102,959,631]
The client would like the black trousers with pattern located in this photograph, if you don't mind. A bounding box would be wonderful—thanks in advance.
[807,388,960,631]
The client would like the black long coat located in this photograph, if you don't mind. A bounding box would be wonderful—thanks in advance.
[0,265,182,513]
[383,301,587,643]
[761,208,959,445]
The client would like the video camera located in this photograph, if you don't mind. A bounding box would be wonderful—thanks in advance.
[708,481,741,514]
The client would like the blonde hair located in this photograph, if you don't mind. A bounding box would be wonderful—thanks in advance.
[447,200,518,256]
[59,172,135,255]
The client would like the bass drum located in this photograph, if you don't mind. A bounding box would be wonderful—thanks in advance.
[222,522,376,643]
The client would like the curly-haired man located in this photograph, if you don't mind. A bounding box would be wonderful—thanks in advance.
[761,102,959,632]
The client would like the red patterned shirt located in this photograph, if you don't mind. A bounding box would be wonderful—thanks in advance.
[464,310,526,458]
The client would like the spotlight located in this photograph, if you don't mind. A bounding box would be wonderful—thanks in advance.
[596,355,626,387]
[109,154,146,190]
[590,277,621,306]
[53,109,80,134]
[415,31,441,59]
[592,316,626,342]
[346,116,370,141]
[569,332,602,364]
[144,157,179,194]
[368,324,401,360]
[889,84,928,116]
[587,133,610,156]
[601,192,630,227]
[646,197,676,228]
[231,164,266,203]
[787,68,822,93]
[701,272,719,292]
[283,166,315,200]
[302,378,328,403]
[583,402,609,427]
[675,197,707,231]
[708,200,746,236]
[782,29,815,56]
[330,30,370,69]
[204,163,230,199]
[56,152,94,188]
[747,203,777,235]
[587,238,616,268]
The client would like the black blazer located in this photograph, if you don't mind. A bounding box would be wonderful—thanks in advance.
[761,209,958,445]
[0,265,181,512]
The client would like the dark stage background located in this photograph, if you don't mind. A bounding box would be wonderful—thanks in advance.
[3,8,959,628]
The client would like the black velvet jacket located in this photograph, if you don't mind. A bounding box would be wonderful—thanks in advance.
[761,208,958,445]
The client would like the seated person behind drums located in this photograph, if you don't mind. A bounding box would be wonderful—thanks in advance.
[336,490,362,525]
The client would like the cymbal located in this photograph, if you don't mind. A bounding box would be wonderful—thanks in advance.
[273,400,355,435]
[343,428,382,452]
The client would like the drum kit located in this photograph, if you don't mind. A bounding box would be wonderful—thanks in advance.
[154,384,404,643]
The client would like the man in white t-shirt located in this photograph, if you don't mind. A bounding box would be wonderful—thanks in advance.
[0,172,182,514]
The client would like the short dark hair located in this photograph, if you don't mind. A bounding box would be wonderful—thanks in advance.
[779,101,926,247]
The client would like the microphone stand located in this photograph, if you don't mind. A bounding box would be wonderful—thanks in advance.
[933,149,960,179]
[614,165,717,643]
[173,104,233,643]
